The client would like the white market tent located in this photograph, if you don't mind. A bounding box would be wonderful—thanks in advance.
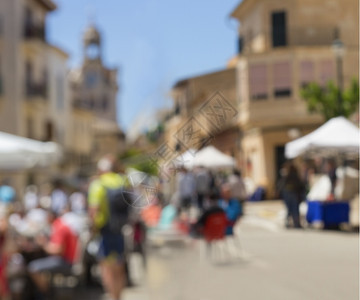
[0,131,62,170]
[172,148,197,169]
[192,146,235,169]
[285,116,360,159]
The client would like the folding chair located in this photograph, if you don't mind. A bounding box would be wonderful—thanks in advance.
[224,219,244,258]
[202,212,228,262]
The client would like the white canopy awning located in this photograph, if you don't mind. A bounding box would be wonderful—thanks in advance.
[172,148,197,169]
[192,146,235,169]
[285,117,360,159]
[0,131,62,170]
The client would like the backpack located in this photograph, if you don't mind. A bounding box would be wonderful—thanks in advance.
[103,186,132,234]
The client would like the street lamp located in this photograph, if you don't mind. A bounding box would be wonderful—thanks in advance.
[332,37,345,116]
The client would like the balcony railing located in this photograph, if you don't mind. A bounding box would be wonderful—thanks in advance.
[25,81,48,98]
[24,23,46,41]
[238,26,338,54]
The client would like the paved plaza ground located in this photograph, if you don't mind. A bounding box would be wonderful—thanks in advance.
[71,201,359,300]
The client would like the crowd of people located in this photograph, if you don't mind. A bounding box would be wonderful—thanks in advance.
[0,153,351,300]
[174,166,247,236]
[0,156,250,300]
[173,166,247,212]
[276,158,352,229]
[0,177,88,300]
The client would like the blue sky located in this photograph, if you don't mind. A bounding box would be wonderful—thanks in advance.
[48,0,240,133]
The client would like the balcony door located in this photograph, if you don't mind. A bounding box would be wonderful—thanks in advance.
[272,11,287,47]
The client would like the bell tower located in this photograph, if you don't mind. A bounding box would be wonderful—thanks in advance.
[83,24,102,61]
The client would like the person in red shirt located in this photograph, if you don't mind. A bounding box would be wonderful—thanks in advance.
[28,210,78,297]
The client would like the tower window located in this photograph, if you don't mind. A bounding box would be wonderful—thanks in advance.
[86,43,100,60]
[86,71,98,88]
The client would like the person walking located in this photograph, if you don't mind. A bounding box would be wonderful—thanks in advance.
[195,166,210,211]
[278,162,305,228]
[227,169,247,215]
[88,155,129,300]
[176,167,196,212]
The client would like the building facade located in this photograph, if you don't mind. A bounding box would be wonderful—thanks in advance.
[69,24,124,174]
[167,68,239,159]
[167,0,359,198]
[0,0,72,192]
[0,0,57,137]
[231,0,359,196]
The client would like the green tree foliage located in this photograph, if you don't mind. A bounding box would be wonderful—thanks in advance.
[300,78,359,120]
[119,148,158,176]
[120,148,142,159]
[146,122,164,144]
[132,159,158,176]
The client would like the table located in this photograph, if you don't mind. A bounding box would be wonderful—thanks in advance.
[306,201,350,228]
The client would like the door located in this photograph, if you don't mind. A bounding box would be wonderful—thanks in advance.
[275,145,286,186]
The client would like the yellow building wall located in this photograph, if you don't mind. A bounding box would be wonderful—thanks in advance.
[241,128,267,186]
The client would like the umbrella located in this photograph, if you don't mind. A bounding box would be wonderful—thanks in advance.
[0,131,62,170]
[192,146,235,169]
[285,116,360,159]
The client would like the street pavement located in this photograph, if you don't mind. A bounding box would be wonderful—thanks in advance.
[79,200,359,300]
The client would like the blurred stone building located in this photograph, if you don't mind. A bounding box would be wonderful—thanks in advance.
[69,24,124,176]
[0,0,58,138]
[0,0,124,193]
[0,0,69,192]
[166,0,359,197]
[167,68,239,158]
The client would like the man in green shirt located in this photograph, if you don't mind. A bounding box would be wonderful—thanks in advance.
[88,155,128,300]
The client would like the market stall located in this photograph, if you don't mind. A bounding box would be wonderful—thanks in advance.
[285,117,360,228]
[285,116,359,159]
[192,146,235,169]
[172,148,197,169]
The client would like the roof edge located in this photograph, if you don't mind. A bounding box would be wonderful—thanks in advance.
[35,0,57,12]
[172,67,236,89]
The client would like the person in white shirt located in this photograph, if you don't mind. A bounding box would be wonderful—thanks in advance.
[23,185,39,212]
[227,169,247,213]
[69,190,87,214]
[51,179,68,215]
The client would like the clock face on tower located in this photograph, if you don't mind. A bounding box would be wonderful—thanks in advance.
[86,71,98,88]
[86,44,100,60]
